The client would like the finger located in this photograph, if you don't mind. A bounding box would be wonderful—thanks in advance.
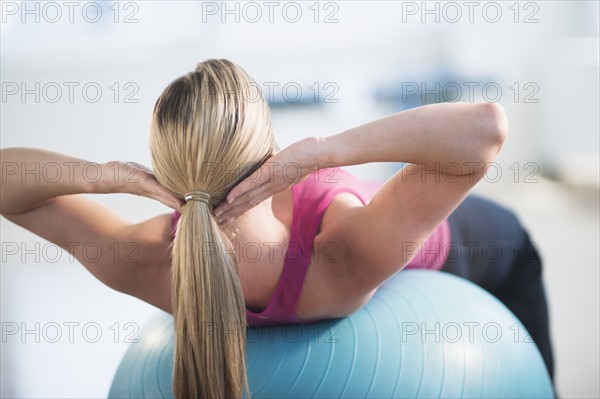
[226,162,276,203]
[172,197,185,212]
[225,178,261,204]
[215,199,256,222]
[165,192,185,211]
[215,197,254,221]
[215,184,272,216]
[216,188,273,222]
[153,191,184,212]
[149,185,185,211]
[216,207,244,224]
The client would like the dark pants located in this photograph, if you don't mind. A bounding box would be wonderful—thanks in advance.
[441,195,556,392]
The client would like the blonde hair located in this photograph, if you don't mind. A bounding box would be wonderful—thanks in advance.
[149,59,276,398]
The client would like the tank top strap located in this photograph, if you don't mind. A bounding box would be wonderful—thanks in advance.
[271,168,372,322]
[293,171,371,251]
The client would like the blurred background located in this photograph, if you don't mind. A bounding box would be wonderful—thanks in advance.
[1,0,598,397]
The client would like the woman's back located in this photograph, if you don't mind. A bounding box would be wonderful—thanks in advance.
[173,167,451,326]
[98,164,450,324]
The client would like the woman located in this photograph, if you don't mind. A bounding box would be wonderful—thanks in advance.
[0,59,554,398]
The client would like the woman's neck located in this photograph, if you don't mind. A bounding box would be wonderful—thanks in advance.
[222,196,290,267]
[224,188,295,310]
[222,187,294,241]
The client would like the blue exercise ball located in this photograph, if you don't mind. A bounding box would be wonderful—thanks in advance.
[108,270,554,398]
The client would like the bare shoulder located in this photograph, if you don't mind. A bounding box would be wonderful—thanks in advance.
[126,213,173,312]
[300,161,483,323]
[296,192,377,321]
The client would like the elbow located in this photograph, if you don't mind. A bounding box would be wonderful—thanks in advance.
[478,102,509,160]
[485,102,509,143]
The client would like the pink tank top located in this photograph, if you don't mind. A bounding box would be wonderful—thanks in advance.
[171,167,451,326]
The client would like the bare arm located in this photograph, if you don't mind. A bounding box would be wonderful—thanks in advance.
[321,101,507,175]
[315,102,507,301]
[0,148,182,311]
[216,102,507,219]
[214,102,508,308]
[1,147,183,214]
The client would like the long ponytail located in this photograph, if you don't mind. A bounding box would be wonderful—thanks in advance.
[172,198,249,398]
[149,58,276,398]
